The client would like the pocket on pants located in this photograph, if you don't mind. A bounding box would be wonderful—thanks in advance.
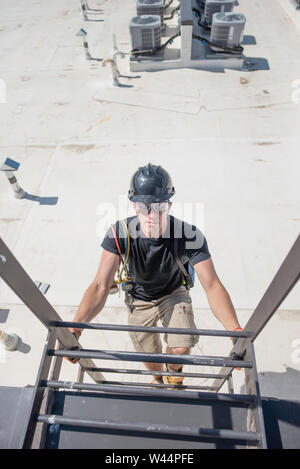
[165,302,199,348]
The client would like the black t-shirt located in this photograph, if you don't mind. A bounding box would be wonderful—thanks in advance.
[101,215,211,301]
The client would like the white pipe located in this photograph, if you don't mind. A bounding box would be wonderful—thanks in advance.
[111,34,125,77]
[83,39,92,60]
[80,0,88,20]
[0,329,20,351]
[5,170,26,199]
[102,58,121,86]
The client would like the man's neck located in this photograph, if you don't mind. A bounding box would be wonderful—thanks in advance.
[140,215,170,240]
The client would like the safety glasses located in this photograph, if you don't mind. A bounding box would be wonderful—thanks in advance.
[135,201,170,215]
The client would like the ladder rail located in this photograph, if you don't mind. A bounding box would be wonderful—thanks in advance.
[0,237,105,385]
[22,329,57,449]
[213,234,300,393]
[244,341,267,449]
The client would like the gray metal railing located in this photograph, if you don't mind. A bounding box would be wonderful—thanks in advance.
[212,234,300,392]
[1,234,299,448]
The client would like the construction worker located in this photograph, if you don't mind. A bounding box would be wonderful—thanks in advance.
[69,163,242,386]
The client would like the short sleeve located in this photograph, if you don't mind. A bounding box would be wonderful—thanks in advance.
[184,226,211,266]
[101,221,125,256]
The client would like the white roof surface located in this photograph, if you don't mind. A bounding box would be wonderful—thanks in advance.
[0,0,299,399]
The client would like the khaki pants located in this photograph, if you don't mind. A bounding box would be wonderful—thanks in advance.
[124,285,199,354]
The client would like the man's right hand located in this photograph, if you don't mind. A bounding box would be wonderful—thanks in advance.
[64,328,82,364]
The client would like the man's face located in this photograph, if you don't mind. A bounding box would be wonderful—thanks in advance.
[134,201,172,238]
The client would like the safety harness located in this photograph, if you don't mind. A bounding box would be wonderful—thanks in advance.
[110,220,133,292]
[110,220,194,294]
[172,237,195,290]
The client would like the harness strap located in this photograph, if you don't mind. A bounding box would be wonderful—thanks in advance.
[173,237,194,290]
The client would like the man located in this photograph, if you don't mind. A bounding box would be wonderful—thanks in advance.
[69,163,242,386]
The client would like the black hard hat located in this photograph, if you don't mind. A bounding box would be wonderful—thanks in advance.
[128,163,175,203]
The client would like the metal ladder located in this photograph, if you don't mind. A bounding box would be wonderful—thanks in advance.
[0,235,299,449]
[36,325,264,448]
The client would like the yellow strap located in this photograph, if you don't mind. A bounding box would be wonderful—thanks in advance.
[114,219,131,284]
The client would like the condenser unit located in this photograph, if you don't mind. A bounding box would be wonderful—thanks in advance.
[204,0,234,25]
[210,12,246,50]
[130,15,162,51]
[137,0,164,28]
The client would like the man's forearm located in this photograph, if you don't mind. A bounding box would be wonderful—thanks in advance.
[73,282,109,324]
[205,282,241,331]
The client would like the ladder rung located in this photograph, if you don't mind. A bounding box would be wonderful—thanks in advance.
[37,413,260,442]
[97,380,219,391]
[83,366,228,379]
[50,349,253,368]
[42,379,257,404]
[53,321,252,338]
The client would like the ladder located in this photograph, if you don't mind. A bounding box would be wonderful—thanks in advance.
[0,235,299,449]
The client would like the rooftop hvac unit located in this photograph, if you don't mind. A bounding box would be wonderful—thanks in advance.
[204,0,234,25]
[137,0,164,28]
[210,12,246,50]
[130,15,162,51]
